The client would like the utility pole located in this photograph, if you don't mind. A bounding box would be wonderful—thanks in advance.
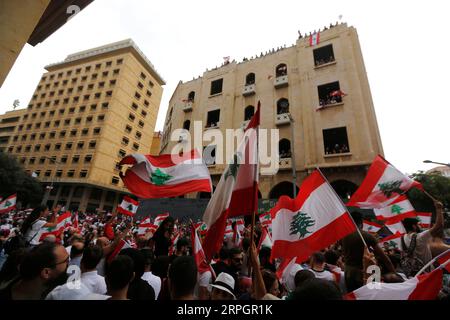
[41,157,61,206]
[288,114,297,198]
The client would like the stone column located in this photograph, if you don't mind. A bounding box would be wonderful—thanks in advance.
[99,189,107,211]
[79,186,92,212]
[65,186,75,210]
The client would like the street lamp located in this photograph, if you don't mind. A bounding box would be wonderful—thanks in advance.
[41,156,62,205]
[423,160,450,168]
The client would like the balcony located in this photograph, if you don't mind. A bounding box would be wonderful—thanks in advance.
[183,101,193,112]
[278,157,292,170]
[242,84,256,96]
[274,75,288,89]
[275,113,291,126]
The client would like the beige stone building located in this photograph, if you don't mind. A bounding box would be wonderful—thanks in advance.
[0,0,94,87]
[161,23,383,201]
[150,131,162,156]
[1,39,165,212]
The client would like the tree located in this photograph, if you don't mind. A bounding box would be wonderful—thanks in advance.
[290,211,315,238]
[0,151,44,207]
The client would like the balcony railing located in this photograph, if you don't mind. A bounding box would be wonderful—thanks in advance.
[274,75,288,89]
[275,113,291,126]
[278,157,292,170]
[242,84,256,96]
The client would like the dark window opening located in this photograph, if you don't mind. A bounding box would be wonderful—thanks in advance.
[188,91,195,102]
[210,79,223,95]
[183,120,191,130]
[244,105,255,121]
[279,139,291,158]
[277,98,290,114]
[245,73,255,85]
[318,81,343,106]
[323,127,350,155]
[276,64,287,77]
[111,177,120,185]
[313,44,335,67]
[206,109,220,127]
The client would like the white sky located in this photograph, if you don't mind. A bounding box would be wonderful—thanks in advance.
[1,0,449,174]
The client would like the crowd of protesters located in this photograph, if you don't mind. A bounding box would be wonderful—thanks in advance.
[0,199,449,300]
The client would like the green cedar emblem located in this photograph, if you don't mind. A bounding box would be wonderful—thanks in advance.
[150,168,172,186]
[224,153,241,179]
[5,200,12,207]
[389,241,398,248]
[290,211,315,239]
[390,204,403,215]
[378,180,403,198]
[127,204,133,211]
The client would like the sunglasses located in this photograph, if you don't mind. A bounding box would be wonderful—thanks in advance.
[49,256,69,268]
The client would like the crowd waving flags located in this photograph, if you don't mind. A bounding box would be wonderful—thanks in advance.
[116,196,139,217]
[0,194,17,214]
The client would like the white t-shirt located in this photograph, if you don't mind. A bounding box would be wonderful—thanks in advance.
[282,263,303,292]
[141,271,162,299]
[24,219,47,245]
[96,258,106,277]
[403,230,433,265]
[81,271,107,294]
[309,268,336,282]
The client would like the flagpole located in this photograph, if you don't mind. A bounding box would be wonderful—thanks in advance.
[316,168,369,248]
[415,248,450,276]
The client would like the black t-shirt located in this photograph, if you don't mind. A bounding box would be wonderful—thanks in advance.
[152,234,171,257]
[127,278,155,300]
[341,230,378,269]
[0,277,20,300]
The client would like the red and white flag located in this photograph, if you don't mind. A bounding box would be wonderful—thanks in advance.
[379,232,404,251]
[0,194,17,214]
[72,212,79,231]
[416,212,432,229]
[202,103,260,261]
[154,213,170,228]
[258,226,273,251]
[436,250,450,273]
[107,239,133,263]
[346,268,443,300]
[117,196,139,217]
[373,195,417,223]
[119,149,212,199]
[138,217,157,235]
[169,233,180,256]
[191,227,216,277]
[362,220,382,234]
[269,170,356,262]
[347,156,422,209]
[39,212,72,241]
[194,221,208,235]
[309,32,320,46]
[259,212,272,227]
[232,222,242,247]
[384,220,407,235]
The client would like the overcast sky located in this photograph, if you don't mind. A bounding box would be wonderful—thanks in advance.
[1,0,449,174]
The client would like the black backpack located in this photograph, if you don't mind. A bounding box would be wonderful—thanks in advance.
[400,233,425,278]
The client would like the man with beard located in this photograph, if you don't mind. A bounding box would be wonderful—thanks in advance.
[0,243,69,300]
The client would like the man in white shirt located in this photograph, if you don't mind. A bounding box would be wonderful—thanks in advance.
[402,200,444,266]
[80,245,107,294]
[140,248,161,299]
[308,252,335,282]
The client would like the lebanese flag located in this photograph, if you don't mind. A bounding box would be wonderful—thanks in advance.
[39,212,72,241]
[384,219,407,235]
[72,212,79,231]
[259,212,272,227]
[258,226,273,251]
[138,217,157,235]
[378,232,404,250]
[169,233,180,256]
[309,32,320,46]
[416,212,432,229]
[202,103,260,261]
[362,220,382,234]
[347,156,422,209]
[276,256,303,281]
[224,220,233,239]
[119,149,212,199]
[154,213,170,228]
[194,221,208,235]
[270,170,356,262]
[436,250,450,273]
[373,195,417,223]
[346,268,443,300]
[107,239,133,263]
[116,196,139,217]
[0,194,17,214]
[192,227,216,277]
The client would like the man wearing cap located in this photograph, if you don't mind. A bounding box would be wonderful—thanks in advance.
[210,272,235,300]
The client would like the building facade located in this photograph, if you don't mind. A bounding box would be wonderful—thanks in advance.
[160,23,384,201]
[1,39,165,212]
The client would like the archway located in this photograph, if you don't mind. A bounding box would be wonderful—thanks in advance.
[331,180,358,203]
[269,181,299,199]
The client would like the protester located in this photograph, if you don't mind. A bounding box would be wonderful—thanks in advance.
[210,272,235,300]
[21,206,57,248]
[168,256,197,300]
[152,217,175,257]
[140,248,161,299]
[80,245,107,294]
[105,255,134,300]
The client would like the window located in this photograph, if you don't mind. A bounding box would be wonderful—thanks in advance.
[82,128,89,135]
[78,85,83,92]
[73,96,79,103]
[45,84,50,89]
[70,129,77,136]
[54,143,61,151]
[106,91,112,97]
[92,74,98,80]
[44,144,51,151]
[80,170,88,178]
[29,157,36,164]
[86,116,93,123]
[140,72,146,80]
[113,69,120,75]
[79,106,85,112]
[88,84,94,90]
[59,109,65,115]
[90,104,97,111]
[110,79,116,86]
[132,143,139,151]
[93,127,101,135]
[276,64,288,77]
[313,44,335,67]
[72,77,78,83]
[122,137,129,146]
[138,82,144,89]
[128,113,135,122]
[58,72,63,78]
[69,107,75,114]
[279,139,292,158]
[206,109,220,127]
[135,92,141,100]
[84,155,92,163]
[146,90,152,97]
[89,140,96,149]
[76,68,81,74]
[59,131,66,138]
[85,66,91,72]
[84,94,90,101]
[67,170,75,178]
[77,142,84,149]
[50,74,55,80]
[210,79,223,95]
[118,149,126,157]
[111,176,120,185]
[23,114,29,120]
[248,72,261,89]
[31,113,37,119]
[149,80,154,88]
[45,170,52,177]
[49,131,55,138]
[244,105,255,120]
[144,100,149,107]
[102,102,109,109]
[318,81,344,106]
[131,102,138,111]
[95,63,101,70]
[81,76,87,81]
[56,170,63,177]
[16,146,23,153]
[49,110,55,116]
[25,145,31,152]
[323,127,350,155]
[61,156,68,163]
[99,81,105,88]
[117,59,123,65]
[183,120,191,130]
[31,133,37,140]
[97,115,105,121]
[102,71,109,77]
[65,142,73,150]
[125,125,132,133]
[42,76,47,81]
[59,90,64,96]
[135,131,142,139]
[39,133,45,139]
[141,110,147,117]
[36,103,42,108]
[21,135,27,141]
[67,70,72,76]
[138,120,144,128]
[54,100,60,106]
[75,117,82,124]
[203,145,216,165]
[39,156,45,164]
[72,155,80,163]
[188,91,195,102]
[8,146,14,152]
[45,101,51,107]
[40,112,46,117]
[106,61,112,67]
[277,98,290,114]
[64,119,71,126]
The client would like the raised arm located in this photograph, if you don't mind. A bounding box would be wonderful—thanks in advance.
[430,200,444,238]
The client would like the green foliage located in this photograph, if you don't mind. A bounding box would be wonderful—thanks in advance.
[0,152,43,207]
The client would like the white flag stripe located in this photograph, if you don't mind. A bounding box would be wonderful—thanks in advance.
[272,183,347,242]
[120,200,138,213]
[352,278,419,300]
[374,199,415,218]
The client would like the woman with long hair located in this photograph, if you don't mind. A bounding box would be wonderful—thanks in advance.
[21,205,57,247]
[151,217,174,257]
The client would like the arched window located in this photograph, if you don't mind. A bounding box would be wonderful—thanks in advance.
[188,91,195,102]
[269,181,299,199]
[244,105,255,121]
[245,73,255,85]
[279,139,291,158]
[277,98,289,114]
[183,120,191,130]
[276,63,287,77]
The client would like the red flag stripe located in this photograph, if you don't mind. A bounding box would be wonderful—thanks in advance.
[119,149,202,168]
